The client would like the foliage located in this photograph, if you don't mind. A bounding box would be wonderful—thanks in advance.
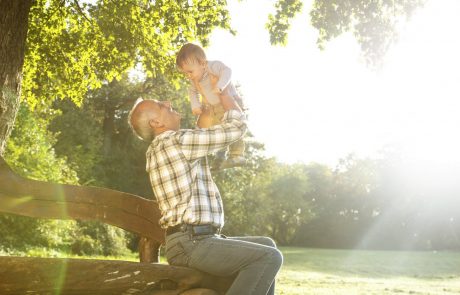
[1,105,79,252]
[266,0,303,46]
[17,0,427,115]
[4,106,78,183]
[267,0,425,66]
[70,221,131,256]
[49,73,192,196]
[214,141,278,236]
[215,143,314,245]
[3,99,460,253]
[262,164,313,245]
[48,74,193,251]
[295,152,460,251]
[45,78,460,251]
[0,105,129,256]
[48,99,104,186]
[21,0,232,110]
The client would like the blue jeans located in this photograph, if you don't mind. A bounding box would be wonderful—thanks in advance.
[165,232,283,295]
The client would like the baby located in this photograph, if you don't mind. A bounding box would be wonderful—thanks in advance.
[176,43,246,170]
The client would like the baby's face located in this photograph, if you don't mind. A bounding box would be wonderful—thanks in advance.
[180,60,206,81]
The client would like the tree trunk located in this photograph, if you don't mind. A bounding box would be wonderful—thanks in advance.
[0,0,32,155]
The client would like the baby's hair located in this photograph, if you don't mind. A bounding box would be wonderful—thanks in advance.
[176,43,207,68]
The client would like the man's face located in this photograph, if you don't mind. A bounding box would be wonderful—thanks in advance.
[155,100,181,131]
[180,60,206,81]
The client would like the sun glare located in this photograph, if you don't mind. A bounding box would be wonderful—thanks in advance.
[379,0,460,167]
[207,0,460,168]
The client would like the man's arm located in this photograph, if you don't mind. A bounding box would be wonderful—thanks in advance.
[177,107,247,161]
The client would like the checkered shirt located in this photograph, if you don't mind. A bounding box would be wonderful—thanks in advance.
[146,110,247,229]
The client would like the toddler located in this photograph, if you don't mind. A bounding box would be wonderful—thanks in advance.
[176,43,246,170]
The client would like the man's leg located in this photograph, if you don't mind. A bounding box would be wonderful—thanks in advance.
[165,232,282,295]
[226,236,279,295]
[190,235,282,295]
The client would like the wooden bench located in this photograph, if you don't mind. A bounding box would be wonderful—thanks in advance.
[0,157,233,294]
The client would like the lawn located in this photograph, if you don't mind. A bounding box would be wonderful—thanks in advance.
[277,247,460,295]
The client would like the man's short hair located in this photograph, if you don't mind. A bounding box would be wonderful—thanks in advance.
[176,43,207,68]
[128,98,155,142]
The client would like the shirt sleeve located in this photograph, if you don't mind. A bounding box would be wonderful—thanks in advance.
[189,82,201,110]
[208,60,232,91]
[177,110,247,160]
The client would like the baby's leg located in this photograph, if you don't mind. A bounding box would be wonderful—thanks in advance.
[197,106,214,128]
[219,139,246,169]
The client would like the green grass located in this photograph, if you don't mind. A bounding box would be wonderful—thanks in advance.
[0,247,141,261]
[276,247,460,295]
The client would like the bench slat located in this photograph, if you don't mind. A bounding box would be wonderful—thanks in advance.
[0,256,232,295]
[0,157,165,243]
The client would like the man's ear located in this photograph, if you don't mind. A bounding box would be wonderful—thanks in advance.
[149,119,163,129]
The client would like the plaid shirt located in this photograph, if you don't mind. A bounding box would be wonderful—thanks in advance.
[146,110,247,229]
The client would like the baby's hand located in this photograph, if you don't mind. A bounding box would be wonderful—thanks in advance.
[192,107,202,116]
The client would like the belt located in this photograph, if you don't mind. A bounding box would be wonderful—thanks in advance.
[166,223,220,237]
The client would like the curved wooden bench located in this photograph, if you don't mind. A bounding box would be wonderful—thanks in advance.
[0,157,233,294]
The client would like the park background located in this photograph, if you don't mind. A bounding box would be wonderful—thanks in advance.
[1,0,459,294]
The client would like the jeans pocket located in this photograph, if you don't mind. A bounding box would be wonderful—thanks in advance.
[165,240,189,267]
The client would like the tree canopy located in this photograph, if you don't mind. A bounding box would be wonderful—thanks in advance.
[21,0,426,111]
[1,0,425,151]
[22,0,232,110]
[268,0,424,66]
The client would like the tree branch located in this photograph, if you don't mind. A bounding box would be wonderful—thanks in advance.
[72,0,92,23]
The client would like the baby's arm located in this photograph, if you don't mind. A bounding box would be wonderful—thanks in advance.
[209,60,232,93]
[189,83,202,115]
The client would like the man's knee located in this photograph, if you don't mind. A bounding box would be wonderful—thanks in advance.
[258,236,277,248]
[269,247,283,269]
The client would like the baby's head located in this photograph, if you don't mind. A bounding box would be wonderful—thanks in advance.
[176,43,207,80]
[176,43,207,68]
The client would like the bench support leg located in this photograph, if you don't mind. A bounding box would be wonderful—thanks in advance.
[139,236,161,263]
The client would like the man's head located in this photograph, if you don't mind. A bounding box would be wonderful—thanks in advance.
[176,43,207,81]
[128,99,181,142]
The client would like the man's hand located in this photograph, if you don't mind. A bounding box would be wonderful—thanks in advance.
[197,107,213,128]
[192,107,203,116]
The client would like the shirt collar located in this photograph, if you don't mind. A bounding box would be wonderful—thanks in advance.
[153,130,175,142]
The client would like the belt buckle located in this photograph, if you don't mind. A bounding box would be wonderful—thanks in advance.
[191,224,218,236]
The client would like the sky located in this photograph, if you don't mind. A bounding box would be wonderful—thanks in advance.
[205,0,460,166]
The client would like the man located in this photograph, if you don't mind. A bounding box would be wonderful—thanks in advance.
[128,95,282,295]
